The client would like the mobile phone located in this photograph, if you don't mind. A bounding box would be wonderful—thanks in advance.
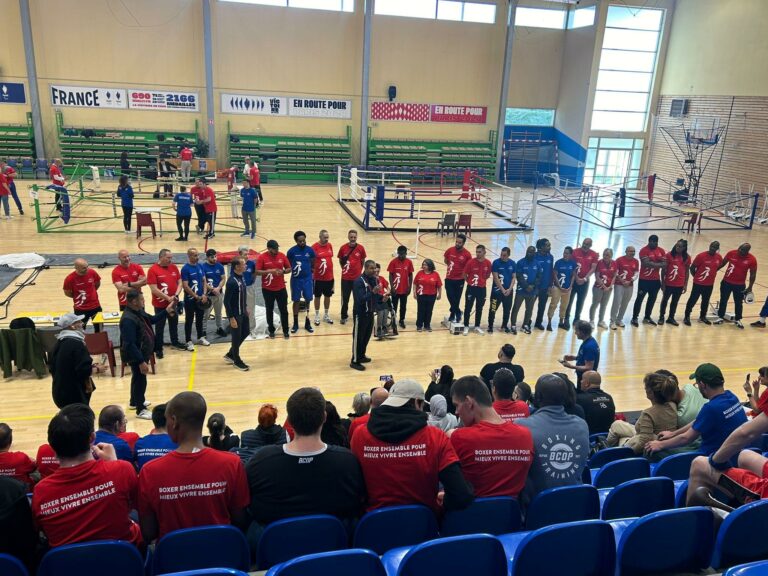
[380,375,393,382]
[746,373,751,384]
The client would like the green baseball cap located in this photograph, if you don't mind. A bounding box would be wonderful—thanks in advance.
[690,363,724,386]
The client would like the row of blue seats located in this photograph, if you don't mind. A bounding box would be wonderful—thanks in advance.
[5,500,768,576]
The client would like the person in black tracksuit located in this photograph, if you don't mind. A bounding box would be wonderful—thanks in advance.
[350,260,378,371]
[225,256,250,371]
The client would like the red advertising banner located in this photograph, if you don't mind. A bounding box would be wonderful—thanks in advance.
[371,102,430,122]
[430,104,487,124]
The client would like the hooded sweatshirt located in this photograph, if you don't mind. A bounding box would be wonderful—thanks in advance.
[241,424,288,449]
[427,395,458,432]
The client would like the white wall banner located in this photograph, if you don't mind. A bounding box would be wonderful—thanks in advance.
[50,85,127,109]
[221,93,287,116]
[128,90,199,112]
[288,97,352,119]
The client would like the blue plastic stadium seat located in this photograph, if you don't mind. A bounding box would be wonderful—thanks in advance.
[38,540,144,576]
[651,452,701,480]
[353,505,439,555]
[441,496,520,536]
[711,500,768,570]
[381,534,507,576]
[159,570,249,576]
[725,560,768,575]
[152,525,250,575]
[257,514,348,570]
[675,479,689,507]
[0,554,29,576]
[588,446,634,469]
[592,458,650,489]
[525,485,600,530]
[616,507,714,575]
[504,520,616,576]
[762,434,768,452]
[602,477,676,520]
[266,549,385,576]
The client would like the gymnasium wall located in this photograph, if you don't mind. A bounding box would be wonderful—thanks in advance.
[0,0,29,124]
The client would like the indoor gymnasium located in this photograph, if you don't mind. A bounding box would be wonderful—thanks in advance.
[1,0,768,574]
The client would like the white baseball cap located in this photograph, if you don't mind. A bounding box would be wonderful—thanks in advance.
[58,312,85,328]
[382,379,426,408]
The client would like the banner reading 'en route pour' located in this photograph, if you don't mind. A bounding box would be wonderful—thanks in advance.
[430,104,487,124]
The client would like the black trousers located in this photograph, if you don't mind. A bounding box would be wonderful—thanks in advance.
[659,286,684,319]
[511,291,536,327]
[685,284,713,319]
[176,215,191,239]
[391,293,409,321]
[488,292,513,329]
[122,206,132,231]
[75,307,102,333]
[340,279,354,320]
[718,281,746,321]
[263,288,289,335]
[352,311,374,363]
[535,287,550,325]
[184,299,205,342]
[194,204,207,232]
[228,314,249,363]
[129,363,147,415]
[566,281,589,322]
[632,279,662,320]
[154,306,180,351]
[445,279,465,320]
[416,295,437,328]
[206,212,216,234]
[464,286,486,327]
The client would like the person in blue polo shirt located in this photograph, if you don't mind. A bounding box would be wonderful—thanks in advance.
[287,230,317,334]
[646,363,748,463]
[240,178,259,239]
[117,174,134,234]
[181,248,210,351]
[487,247,516,333]
[202,249,227,337]
[533,238,554,331]
[135,404,177,470]
[93,405,133,462]
[559,320,600,386]
[510,246,541,335]
[173,185,193,241]
[548,246,577,331]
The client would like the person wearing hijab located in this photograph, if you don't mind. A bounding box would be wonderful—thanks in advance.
[427,395,458,432]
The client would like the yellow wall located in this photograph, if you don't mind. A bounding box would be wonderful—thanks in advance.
[0,0,30,124]
[660,0,768,96]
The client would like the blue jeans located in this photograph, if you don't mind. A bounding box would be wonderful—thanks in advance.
[0,196,8,216]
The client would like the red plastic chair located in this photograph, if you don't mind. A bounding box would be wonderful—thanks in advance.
[84,332,117,377]
[136,212,156,238]
[456,213,472,236]
[683,211,701,233]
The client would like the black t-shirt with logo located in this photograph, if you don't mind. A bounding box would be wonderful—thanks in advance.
[576,388,616,434]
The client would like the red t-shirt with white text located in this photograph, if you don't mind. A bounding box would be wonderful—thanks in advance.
[338,243,367,281]
[32,459,141,548]
[595,259,618,288]
[147,264,180,309]
[414,271,443,296]
[664,253,691,288]
[465,258,492,288]
[615,256,639,285]
[387,257,415,295]
[493,400,530,422]
[639,246,666,281]
[444,246,471,281]
[257,251,290,291]
[63,269,101,311]
[449,420,533,498]
[138,448,250,539]
[311,242,334,281]
[36,444,60,478]
[722,250,758,286]
[0,451,36,486]
[573,248,599,280]
[112,263,146,306]
[691,252,722,287]
[351,424,459,512]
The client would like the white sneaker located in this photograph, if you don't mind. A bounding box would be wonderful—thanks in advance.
[6,215,12,220]
[713,317,724,325]
[198,337,210,346]
[617,320,625,328]
[136,409,152,420]
[324,313,334,324]
[473,326,485,335]
[185,341,195,351]
[598,321,608,329]
[735,320,744,329]
[124,230,133,234]
[463,326,469,336]
[314,311,321,326]
[609,321,617,330]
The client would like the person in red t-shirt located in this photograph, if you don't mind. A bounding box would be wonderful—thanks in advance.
[743,367,768,418]
[443,233,471,323]
[413,259,443,332]
[491,368,530,421]
[338,229,367,324]
[179,146,194,182]
[565,237,599,325]
[256,239,292,338]
[312,229,335,325]
[147,249,184,355]
[449,376,533,498]
[191,178,217,239]
[0,424,36,489]
[248,163,264,203]
[631,234,667,326]
[138,391,249,542]
[36,443,60,478]
[589,248,618,329]
[684,241,722,325]
[715,243,758,328]
[610,246,639,329]
[1,161,23,214]
[190,180,208,234]
[32,404,141,548]
[112,250,147,311]
[658,239,692,326]
[0,160,14,218]
[463,245,493,334]
[47,158,67,212]
[350,379,474,513]
[388,246,415,328]
[63,258,103,331]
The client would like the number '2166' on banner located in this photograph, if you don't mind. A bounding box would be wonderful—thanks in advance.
[129,90,199,112]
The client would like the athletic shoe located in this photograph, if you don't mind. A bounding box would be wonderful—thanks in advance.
[324,313,334,324]
[751,320,766,328]
[522,325,532,335]
[534,323,545,331]
[198,337,211,346]
[631,318,639,327]
[735,320,745,329]
[240,232,250,236]
[340,317,347,325]
[360,356,372,363]
[185,341,195,351]
[474,327,485,335]
[558,321,566,331]
[305,319,314,333]
[174,236,185,241]
[712,317,724,325]
[250,233,255,240]
[610,322,617,330]
[417,327,423,332]
[511,325,518,335]
[125,230,133,235]
[503,326,511,334]
[563,319,571,330]
[683,317,691,326]
[666,318,679,326]
[234,360,250,371]
[350,362,365,371]
[283,332,290,339]
[426,326,432,332]
[19,210,23,215]
[598,321,608,329]
[172,342,187,351]
[291,324,299,334]
[136,409,152,420]
[399,320,406,329]
[546,322,554,331]
[456,312,463,323]
[268,331,276,339]
[315,311,321,326]
[487,326,494,334]
[216,327,227,337]
[156,351,164,359]
[463,326,469,336]
[643,317,657,326]
[128,401,151,410]
[223,352,234,365]
[617,321,626,328]
[658,315,665,325]
[205,233,216,239]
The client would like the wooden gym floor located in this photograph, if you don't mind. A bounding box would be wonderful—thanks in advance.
[1,180,766,455]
